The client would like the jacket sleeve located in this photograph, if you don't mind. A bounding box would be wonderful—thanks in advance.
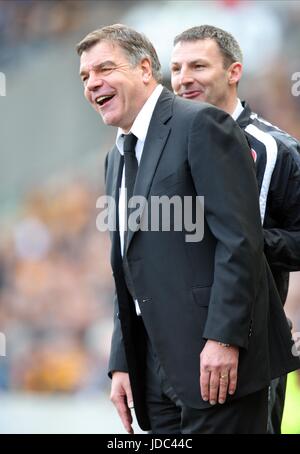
[263,142,300,271]
[108,293,128,378]
[104,151,128,377]
[188,105,264,349]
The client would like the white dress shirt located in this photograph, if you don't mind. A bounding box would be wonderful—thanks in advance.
[231,98,244,121]
[115,84,163,314]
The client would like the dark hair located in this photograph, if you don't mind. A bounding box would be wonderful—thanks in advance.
[174,25,243,68]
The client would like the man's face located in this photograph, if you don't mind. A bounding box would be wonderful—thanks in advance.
[170,39,233,109]
[80,40,149,132]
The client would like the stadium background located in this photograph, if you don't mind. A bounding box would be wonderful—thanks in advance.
[0,0,299,433]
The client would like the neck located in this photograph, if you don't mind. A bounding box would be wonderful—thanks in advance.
[122,81,159,133]
[221,92,239,116]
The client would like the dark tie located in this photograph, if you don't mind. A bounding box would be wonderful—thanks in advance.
[123,133,138,248]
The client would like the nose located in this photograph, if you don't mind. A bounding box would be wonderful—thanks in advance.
[179,69,194,86]
[86,71,103,92]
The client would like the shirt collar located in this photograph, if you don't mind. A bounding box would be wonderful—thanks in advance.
[116,84,163,154]
[231,98,244,121]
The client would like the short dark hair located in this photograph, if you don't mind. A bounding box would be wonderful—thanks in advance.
[174,25,243,68]
[76,23,162,83]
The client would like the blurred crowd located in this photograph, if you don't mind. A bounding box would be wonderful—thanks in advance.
[0,0,86,66]
[239,55,300,143]
[0,179,114,393]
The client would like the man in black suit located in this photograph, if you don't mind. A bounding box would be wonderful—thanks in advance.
[170,24,300,434]
[76,24,299,434]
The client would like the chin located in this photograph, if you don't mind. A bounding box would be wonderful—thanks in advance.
[197,94,208,103]
[101,113,118,127]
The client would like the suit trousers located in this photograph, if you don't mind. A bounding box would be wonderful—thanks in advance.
[145,334,268,434]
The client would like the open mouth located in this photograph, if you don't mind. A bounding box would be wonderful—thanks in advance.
[95,94,115,107]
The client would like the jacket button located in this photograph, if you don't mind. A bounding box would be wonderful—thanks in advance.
[141,297,151,303]
[249,321,253,337]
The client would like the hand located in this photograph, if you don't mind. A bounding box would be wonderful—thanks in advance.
[200,339,239,405]
[110,371,134,434]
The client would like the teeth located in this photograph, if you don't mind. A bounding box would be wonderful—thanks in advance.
[96,95,113,105]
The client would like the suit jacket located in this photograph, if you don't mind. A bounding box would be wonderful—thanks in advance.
[105,88,300,431]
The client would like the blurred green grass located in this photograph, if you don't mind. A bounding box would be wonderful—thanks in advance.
[281,371,300,434]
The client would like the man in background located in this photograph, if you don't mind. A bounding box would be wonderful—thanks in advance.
[170,24,300,433]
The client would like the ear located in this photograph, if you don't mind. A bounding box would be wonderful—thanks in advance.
[228,62,242,86]
[139,57,153,83]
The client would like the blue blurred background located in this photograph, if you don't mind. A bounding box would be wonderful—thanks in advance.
[0,0,299,433]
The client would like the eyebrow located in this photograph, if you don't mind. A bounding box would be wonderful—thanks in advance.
[170,58,208,67]
[79,60,117,77]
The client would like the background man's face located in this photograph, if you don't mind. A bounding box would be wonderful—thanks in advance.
[80,40,148,132]
[171,38,232,109]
